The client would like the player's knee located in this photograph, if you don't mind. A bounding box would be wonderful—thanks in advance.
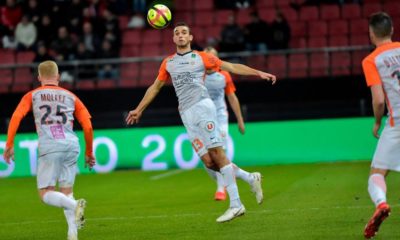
[205,161,218,170]
[370,168,389,177]
[201,154,215,169]
[208,148,223,161]
[38,187,54,201]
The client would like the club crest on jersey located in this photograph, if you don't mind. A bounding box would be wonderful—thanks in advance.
[191,53,196,58]
[206,121,215,132]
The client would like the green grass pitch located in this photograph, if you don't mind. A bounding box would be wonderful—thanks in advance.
[0,161,399,240]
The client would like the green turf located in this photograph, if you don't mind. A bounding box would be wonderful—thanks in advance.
[0,161,399,240]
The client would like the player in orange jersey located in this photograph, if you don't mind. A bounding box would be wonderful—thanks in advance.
[126,22,276,223]
[362,12,400,239]
[3,61,95,240]
[203,46,262,202]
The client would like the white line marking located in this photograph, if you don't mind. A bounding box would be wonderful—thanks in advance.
[2,204,399,226]
[150,169,185,180]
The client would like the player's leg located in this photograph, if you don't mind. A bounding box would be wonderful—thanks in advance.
[208,147,245,222]
[180,99,223,174]
[59,151,86,239]
[205,167,226,200]
[37,153,78,211]
[364,168,391,239]
[203,113,229,200]
[368,168,389,208]
[60,187,78,240]
[218,113,263,203]
[182,98,244,222]
[196,99,245,222]
[364,125,400,238]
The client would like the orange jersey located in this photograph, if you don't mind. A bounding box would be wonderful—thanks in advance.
[362,42,400,126]
[157,50,222,112]
[6,85,93,156]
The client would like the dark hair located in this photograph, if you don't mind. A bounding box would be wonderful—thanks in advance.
[174,22,191,34]
[369,12,393,38]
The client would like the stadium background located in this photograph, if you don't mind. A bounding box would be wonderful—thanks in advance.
[1,0,398,177]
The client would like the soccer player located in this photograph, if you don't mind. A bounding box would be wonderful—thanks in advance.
[126,22,276,223]
[2,61,95,240]
[362,12,400,239]
[203,46,262,202]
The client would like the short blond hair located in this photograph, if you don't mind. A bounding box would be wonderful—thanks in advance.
[38,61,59,78]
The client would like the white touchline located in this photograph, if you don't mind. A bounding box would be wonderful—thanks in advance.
[150,169,185,180]
[2,204,399,226]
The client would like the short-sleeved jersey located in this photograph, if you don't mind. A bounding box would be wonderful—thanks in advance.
[362,42,400,126]
[6,85,92,156]
[157,50,222,112]
[204,70,236,112]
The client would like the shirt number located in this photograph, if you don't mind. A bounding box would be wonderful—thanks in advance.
[39,105,67,125]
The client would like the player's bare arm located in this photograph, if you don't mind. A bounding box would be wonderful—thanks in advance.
[371,84,386,138]
[220,61,277,84]
[126,79,165,125]
[227,93,245,135]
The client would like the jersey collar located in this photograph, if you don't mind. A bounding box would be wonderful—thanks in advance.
[176,50,193,56]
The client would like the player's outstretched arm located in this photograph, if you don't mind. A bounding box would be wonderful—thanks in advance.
[370,84,385,138]
[4,93,32,164]
[220,61,277,84]
[227,93,245,135]
[126,79,165,125]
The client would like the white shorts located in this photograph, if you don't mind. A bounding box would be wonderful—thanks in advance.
[37,151,79,189]
[372,125,400,172]
[216,109,229,149]
[181,98,224,157]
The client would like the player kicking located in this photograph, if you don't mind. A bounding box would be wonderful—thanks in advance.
[126,22,276,223]
[3,61,95,240]
[362,12,400,239]
[203,46,262,202]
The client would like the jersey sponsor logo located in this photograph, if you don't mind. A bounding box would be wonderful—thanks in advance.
[192,138,204,152]
[206,121,215,132]
[175,72,195,85]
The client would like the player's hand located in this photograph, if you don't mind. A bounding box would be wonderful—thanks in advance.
[373,122,381,139]
[3,147,14,164]
[238,121,245,135]
[85,154,96,170]
[257,71,277,85]
[126,109,142,125]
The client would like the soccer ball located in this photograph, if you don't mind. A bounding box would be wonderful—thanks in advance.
[147,4,172,29]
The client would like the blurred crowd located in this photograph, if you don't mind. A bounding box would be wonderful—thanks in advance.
[1,0,125,58]
[217,10,291,53]
[1,0,363,81]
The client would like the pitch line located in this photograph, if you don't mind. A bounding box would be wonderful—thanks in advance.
[150,169,185,180]
[2,204,399,226]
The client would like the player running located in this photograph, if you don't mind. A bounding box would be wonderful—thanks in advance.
[126,22,276,223]
[362,12,400,239]
[3,61,95,240]
[203,46,262,202]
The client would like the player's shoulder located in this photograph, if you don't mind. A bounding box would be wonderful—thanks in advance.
[363,42,400,63]
[194,50,209,57]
